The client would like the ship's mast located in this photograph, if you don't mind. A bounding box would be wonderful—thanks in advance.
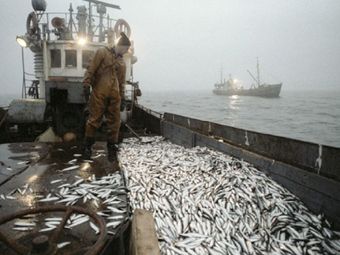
[68,4,74,38]
[247,58,261,87]
[220,66,223,84]
[257,57,261,86]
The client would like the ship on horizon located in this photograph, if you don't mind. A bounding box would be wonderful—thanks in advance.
[213,59,282,98]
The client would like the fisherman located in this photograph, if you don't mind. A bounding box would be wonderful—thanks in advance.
[82,32,131,162]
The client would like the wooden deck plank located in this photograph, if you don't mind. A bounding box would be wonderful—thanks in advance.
[129,209,160,255]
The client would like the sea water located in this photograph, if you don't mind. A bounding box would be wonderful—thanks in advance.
[140,89,340,148]
[1,90,339,147]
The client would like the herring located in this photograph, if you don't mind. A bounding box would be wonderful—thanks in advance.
[119,136,340,255]
[60,165,80,172]
[57,242,71,249]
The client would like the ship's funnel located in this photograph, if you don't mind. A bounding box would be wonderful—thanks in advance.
[31,0,47,12]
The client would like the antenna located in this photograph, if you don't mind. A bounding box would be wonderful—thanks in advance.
[83,0,121,10]
[83,0,121,41]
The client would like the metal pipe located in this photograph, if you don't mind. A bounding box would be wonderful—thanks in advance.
[21,47,26,98]
[46,13,50,41]
[125,123,141,141]
[83,0,120,10]
[68,4,74,37]
[0,111,8,129]
[88,1,93,41]
[99,13,104,42]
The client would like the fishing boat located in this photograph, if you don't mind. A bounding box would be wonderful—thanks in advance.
[0,1,339,254]
[213,59,282,98]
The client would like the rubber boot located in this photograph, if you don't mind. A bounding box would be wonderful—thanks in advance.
[82,137,95,160]
[107,141,118,162]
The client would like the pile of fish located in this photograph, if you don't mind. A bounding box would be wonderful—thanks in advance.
[1,172,129,236]
[119,136,340,255]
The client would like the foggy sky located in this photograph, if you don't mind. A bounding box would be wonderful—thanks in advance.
[0,0,339,95]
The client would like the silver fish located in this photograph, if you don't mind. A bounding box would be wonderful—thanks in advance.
[39,227,56,232]
[39,196,60,202]
[17,161,29,165]
[60,165,80,172]
[57,242,71,249]
[14,221,36,227]
[13,227,34,231]
[90,222,100,234]
[118,136,340,255]
[51,179,63,184]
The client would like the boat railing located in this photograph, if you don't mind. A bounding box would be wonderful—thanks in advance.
[34,11,118,43]
[20,71,40,99]
[135,104,163,119]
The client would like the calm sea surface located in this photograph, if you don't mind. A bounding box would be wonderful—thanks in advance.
[1,90,339,147]
[139,89,340,148]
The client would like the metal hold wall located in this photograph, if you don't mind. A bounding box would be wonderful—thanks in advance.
[133,105,161,135]
[163,113,340,182]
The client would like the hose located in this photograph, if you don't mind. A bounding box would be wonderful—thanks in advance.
[26,12,38,35]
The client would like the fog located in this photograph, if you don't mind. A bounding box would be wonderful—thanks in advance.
[0,0,339,95]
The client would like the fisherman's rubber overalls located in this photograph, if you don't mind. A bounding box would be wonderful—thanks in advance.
[83,47,126,143]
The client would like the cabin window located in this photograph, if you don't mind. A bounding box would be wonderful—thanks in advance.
[65,50,77,68]
[82,50,94,68]
[50,49,61,68]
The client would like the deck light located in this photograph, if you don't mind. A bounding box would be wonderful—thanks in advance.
[78,37,87,46]
[16,35,29,48]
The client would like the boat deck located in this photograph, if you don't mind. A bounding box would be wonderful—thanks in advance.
[0,105,339,254]
[0,142,129,255]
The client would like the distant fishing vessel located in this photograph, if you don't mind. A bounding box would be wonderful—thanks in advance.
[213,59,282,98]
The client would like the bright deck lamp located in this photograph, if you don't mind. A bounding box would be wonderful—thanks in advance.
[77,37,87,46]
[16,35,29,48]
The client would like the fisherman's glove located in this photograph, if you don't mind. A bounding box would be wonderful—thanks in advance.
[120,99,126,111]
[83,84,91,102]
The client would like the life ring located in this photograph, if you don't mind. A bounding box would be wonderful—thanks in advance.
[113,19,131,39]
[26,12,39,35]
